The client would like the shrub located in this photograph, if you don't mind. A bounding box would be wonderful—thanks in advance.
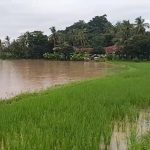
[106,54,113,60]
[43,52,65,60]
[0,52,16,59]
[70,53,85,61]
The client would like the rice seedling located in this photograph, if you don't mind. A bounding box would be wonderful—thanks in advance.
[0,62,150,149]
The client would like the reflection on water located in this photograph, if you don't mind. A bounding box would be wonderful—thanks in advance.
[0,60,114,99]
[100,111,150,150]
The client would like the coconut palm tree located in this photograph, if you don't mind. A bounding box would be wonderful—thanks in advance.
[5,36,10,48]
[50,26,57,47]
[111,21,133,45]
[73,28,89,48]
[135,16,150,35]
[0,39,4,51]
[122,20,133,40]
[57,32,66,45]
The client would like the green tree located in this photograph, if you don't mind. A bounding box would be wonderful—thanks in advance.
[88,15,112,53]
[50,26,57,48]
[5,36,10,48]
[54,42,74,60]
[123,35,150,60]
[88,15,112,33]
[73,28,89,47]
[135,17,150,35]
[65,20,89,47]
[0,39,4,51]
[17,31,52,58]
[113,20,134,45]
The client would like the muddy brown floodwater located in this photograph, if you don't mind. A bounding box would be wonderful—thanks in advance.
[100,110,150,150]
[0,60,115,100]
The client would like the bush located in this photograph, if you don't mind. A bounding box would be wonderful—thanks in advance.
[132,57,140,62]
[106,54,120,61]
[106,54,113,60]
[0,52,17,59]
[123,35,150,61]
[44,52,91,61]
[43,52,65,60]
[70,53,85,61]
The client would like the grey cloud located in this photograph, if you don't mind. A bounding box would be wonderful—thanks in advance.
[0,0,150,39]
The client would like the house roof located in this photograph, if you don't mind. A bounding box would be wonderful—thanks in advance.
[105,45,120,54]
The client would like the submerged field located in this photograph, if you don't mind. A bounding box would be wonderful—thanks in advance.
[0,62,150,150]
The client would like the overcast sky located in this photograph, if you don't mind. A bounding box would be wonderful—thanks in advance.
[0,0,150,39]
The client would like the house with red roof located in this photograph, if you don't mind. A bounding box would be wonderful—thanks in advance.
[105,45,121,55]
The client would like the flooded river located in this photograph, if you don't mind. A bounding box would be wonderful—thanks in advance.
[0,60,114,99]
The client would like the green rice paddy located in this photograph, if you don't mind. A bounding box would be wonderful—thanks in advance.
[0,62,150,150]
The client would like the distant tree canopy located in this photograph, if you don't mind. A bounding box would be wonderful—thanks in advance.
[123,35,150,60]
[0,31,53,59]
[0,15,150,60]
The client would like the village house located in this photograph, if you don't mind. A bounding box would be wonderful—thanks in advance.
[104,45,121,55]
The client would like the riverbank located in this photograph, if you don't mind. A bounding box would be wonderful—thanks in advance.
[0,62,150,149]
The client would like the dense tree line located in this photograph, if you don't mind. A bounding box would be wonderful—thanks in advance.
[0,15,150,60]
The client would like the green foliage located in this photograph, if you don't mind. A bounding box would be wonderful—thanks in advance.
[135,16,150,35]
[112,20,134,45]
[106,54,120,61]
[130,133,150,150]
[0,31,53,59]
[0,52,16,59]
[22,31,52,58]
[93,45,105,54]
[70,53,85,61]
[43,52,63,60]
[1,15,150,60]
[54,42,74,60]
[123,35,150,60]
[87,15,112,51]
[88,15,112,34]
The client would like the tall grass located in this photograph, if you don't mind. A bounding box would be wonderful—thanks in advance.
[0,62,150,149]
